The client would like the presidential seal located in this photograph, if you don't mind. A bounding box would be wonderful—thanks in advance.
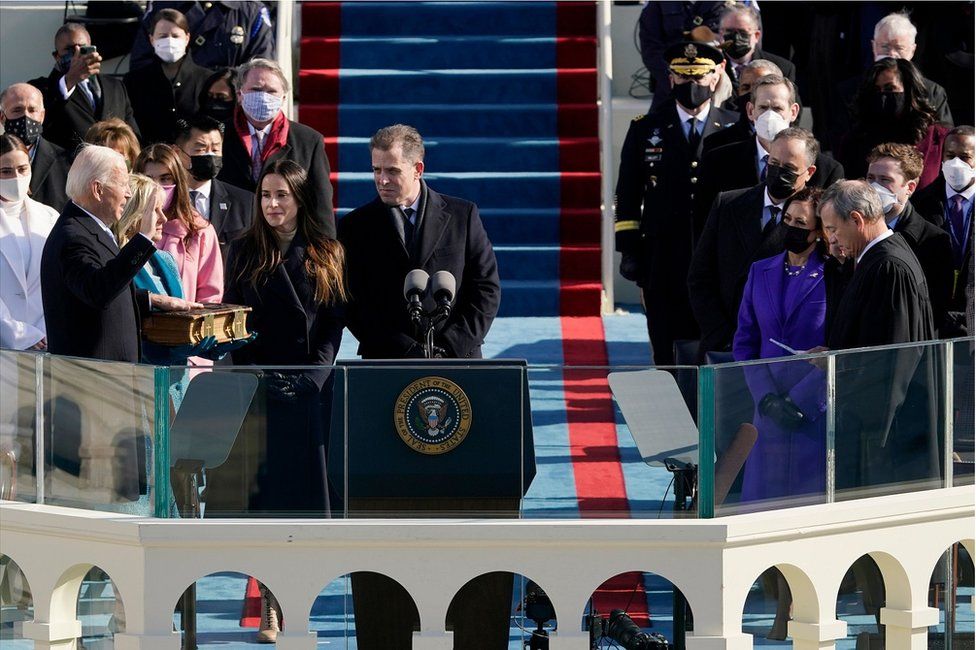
[394,376,472,454]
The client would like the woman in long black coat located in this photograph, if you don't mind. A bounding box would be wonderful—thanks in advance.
[123,8,211,145]
[223,159,347,517]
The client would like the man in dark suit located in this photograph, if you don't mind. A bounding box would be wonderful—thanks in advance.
[718,4,796,91]
[173,114,253,258]
[338,124,502,649]
[0,83,70,211]
[689,127,819,361]
[865,142,953,334]
[697,76,844,228]
[615,41,738,365]
[912,125,975,337]
[28,23,140,152]
[218,58,335,237]
[702,58,783,154]
[40,145,198,362]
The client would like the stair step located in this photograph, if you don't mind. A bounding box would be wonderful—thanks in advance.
[497,279,601,317]
[300,35,596,69]
[333,171,600,211]
[329,136,598,173]
[300,68,597,104]
[493,245,600,281]
[302,2,595,38]
[300,103,597,138]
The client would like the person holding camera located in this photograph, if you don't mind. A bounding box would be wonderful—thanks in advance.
[28,23,140,152]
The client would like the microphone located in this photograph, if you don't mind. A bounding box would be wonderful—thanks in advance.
[403,269,429,324]
[429,270,456,320]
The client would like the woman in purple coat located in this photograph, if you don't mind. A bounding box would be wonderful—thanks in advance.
[733,187,828,502]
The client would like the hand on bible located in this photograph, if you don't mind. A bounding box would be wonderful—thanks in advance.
[150,294,204,312]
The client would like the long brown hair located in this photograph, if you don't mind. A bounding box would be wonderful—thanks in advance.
[233,159,347,305]
[133,143,202,237]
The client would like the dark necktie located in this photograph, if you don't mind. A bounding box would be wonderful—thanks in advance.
[686,117,700,151]
[763,205,781,234]
[402,207,416,247]
[759,154,770,182]
[948,194,967,266]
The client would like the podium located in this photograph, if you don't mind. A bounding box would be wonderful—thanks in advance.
[327,359,535,649]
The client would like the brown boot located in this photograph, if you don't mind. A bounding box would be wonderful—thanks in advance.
[256,585,281,644]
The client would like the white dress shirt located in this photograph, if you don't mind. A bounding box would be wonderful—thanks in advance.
[856,229,894,265]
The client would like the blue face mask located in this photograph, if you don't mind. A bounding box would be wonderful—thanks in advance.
[241,91,283,123]
[56,51,74,73]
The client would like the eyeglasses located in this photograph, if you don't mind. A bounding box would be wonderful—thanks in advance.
[876,42,911,56]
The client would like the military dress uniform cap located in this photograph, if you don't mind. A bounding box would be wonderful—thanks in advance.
[666,41,724,77]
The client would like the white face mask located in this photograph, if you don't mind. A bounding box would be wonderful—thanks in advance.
[0,174,31,203]
[241,91,283,123]
[870,181,898,215]
[754,109,791,143]
[154,36,187,63]
[942,157,975,192]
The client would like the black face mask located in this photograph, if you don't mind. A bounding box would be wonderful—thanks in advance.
[725,31,753,59]
[872,91,905,118]
[202,99,235,122]
[4,115,43,147]
[673,81,713,110]
[765,162,801,201]
[784,224,815,254]
[187,153,223,181]
[56,52,73,73]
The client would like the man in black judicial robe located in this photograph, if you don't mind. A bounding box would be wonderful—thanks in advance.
[820,180,939,492]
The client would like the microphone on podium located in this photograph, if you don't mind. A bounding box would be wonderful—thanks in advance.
[403,269,429,325]
[430,270,456,321]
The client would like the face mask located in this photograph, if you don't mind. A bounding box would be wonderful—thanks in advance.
[3,115,43,147]
[673,81,713,110]
[202,98,234,122]
[241,91,283,123]
[726,31,753,59]
[153,37,187,63]
[187,153,222,181]
[56,51,74,73]
[0,175,31,203]
[869,181,898,214]
[754,110,791,142]
[765,163,800,201]
[942,156,975,192]
[161,184,176,211]
[872,91,904,118]
[784,224,815,254]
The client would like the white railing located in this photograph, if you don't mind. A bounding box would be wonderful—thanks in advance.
[2,487,972,650]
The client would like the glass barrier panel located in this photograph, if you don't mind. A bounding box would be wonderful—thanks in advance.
[43,355,157,514]
[0,350,41,504]
[165,364,331,519]
[340,361,527,518]
[707,354,829,517]
[952,338,974,487]
[831,341,947,502]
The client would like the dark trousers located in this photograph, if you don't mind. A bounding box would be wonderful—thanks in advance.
[641,286,699,367]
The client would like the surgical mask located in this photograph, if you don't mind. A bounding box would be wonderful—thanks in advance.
[3,115,43,147]
[153,37,187,63]
[765,163,800,201]
[202,98,234,122]
[241,91,283,123]
[869,182,898,214]
[187,153,222,181]
[754,110,790,142]
[872,91,904,118]
[672,82,713,110]
[0,174,31,203]
[161,184,176,211]
[784,224,815,254]
[725,31,752,59]
[943,157,975,192]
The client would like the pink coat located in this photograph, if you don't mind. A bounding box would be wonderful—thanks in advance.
[156,215,224,303]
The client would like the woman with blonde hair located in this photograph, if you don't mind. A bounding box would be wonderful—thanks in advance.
[134,143,223,306]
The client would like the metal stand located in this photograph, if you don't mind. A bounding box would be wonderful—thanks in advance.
[665,458,698,650]
[172,459,205,650]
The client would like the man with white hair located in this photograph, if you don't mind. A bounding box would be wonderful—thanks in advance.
[0,83,71,211]
[40,145,199,362]
[217,57,335,237]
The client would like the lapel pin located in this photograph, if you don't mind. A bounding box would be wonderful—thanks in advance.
[219,202,228,210]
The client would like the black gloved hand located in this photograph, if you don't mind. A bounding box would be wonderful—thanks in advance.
[619,252,643,282]
[265,372,318,403]
[758,392,806,430]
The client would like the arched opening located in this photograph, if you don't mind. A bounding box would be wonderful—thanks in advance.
[582,571,689,648]
[0,555,33,645]
[928,542,974,647]
[447,572,552,649]
[76,567,125,649]
[742,567,794,646]
[835,553,910,649]
[173,571,282,647]
[309,571,419,647]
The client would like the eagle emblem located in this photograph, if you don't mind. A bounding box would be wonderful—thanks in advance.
[394,377,473,455]
[684,43,698,60]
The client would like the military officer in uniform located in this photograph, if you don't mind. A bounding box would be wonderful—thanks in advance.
[129,1,275,71]
[615,41,738,365]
